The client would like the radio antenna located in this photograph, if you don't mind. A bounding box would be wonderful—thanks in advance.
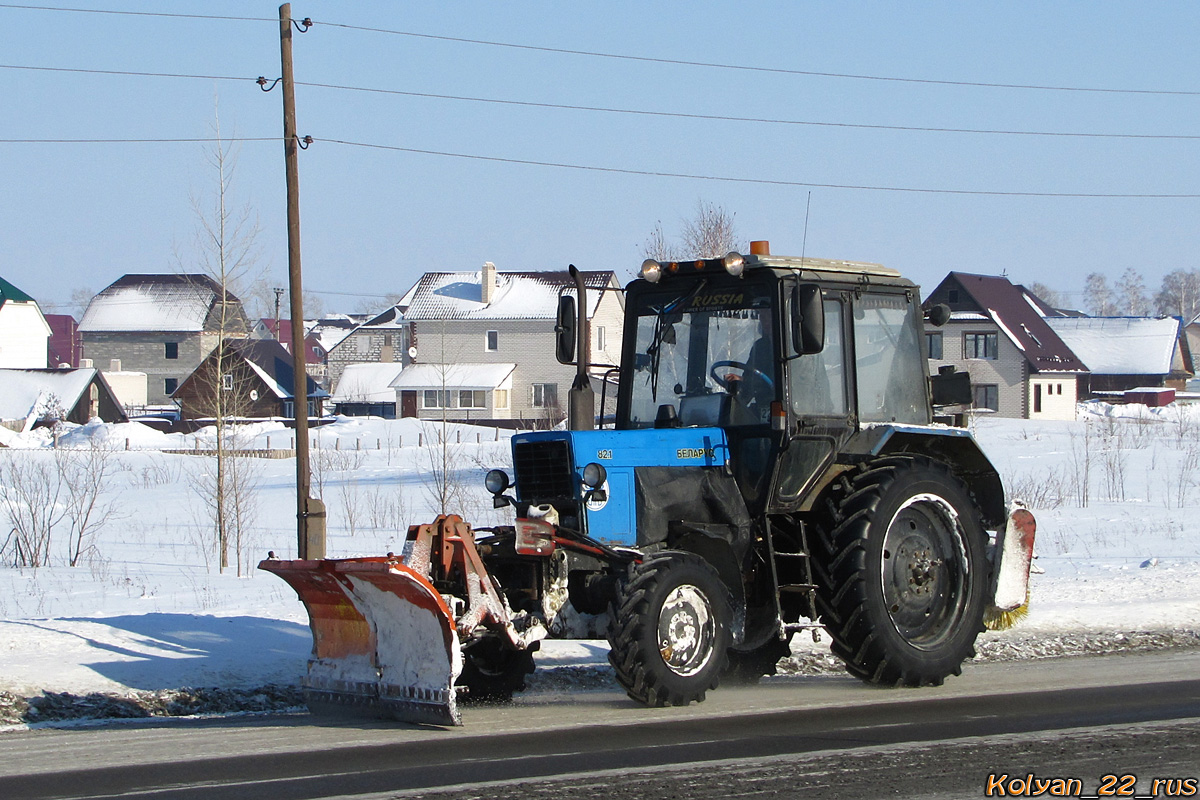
[800,192,812,264]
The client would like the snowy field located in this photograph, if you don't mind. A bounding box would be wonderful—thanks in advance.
[1,407,1198,727]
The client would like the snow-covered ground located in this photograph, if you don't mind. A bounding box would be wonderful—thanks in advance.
[1,407,1198,727]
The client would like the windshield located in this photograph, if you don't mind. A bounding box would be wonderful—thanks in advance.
[624,281,776,429]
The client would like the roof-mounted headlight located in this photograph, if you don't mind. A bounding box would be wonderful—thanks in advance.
[723,251,745,277]
[640,259,663,283]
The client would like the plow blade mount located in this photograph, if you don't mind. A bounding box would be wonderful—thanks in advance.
[260,557,462,726]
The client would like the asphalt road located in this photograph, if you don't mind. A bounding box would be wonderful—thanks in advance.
[2,650,1198,800]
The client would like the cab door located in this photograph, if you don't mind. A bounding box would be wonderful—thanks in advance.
[772,291,856,511]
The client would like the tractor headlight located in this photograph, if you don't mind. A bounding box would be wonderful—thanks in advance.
[581,462,607,489]
[723,251,745,277]
[485,469,510,494]
[640,259,662,283]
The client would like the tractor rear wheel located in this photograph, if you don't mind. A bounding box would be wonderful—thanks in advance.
[813,456,988,686]
[607,551,732,706]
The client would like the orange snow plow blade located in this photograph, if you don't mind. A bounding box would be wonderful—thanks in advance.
[260,556,462,726]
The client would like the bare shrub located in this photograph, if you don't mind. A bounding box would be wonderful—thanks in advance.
[1067,421,1095,507]
[59,443,121,567]
[0,452,65,567]
[1006,466,1067,510]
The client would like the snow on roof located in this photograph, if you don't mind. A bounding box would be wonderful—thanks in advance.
[390,362,515,389]
[332,363,405,403]
[401,270,616,321]
[1046,317,1182,375]
[79,274,239,333]
[0,368,98,427]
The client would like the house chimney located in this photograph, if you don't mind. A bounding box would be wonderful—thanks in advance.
[80,358,93,368]
[482,261,497,304]
[109,359,122,372]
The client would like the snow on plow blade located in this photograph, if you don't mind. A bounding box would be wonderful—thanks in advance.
[260,556,462,726]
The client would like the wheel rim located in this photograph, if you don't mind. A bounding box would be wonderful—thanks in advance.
[879,493,971,650]
[657,584,716,677]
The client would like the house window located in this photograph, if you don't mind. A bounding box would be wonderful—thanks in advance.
[1034,383,1043,414]
[494,388,509,409]
[964,332,998,360]
[459,390,486,409]
[596,326,606,351]
[531,383,558,408]
[973,384,999,412]
[164,377,178,394]
[926,331,943,360]
[486,330,499,352]
[222,373,233,391]
[423,389,450,408]
[383,334,393,347]
[165,342,179,360]
[283,400,317,417]
[948,290,960,304]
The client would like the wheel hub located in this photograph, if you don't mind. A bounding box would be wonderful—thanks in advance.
[881,494,969,650]
[657,585,715,677]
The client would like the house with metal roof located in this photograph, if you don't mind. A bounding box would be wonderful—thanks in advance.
[395,262,623,423]
[923,273,1088,420]
[1045,316,1193,396]
[0,276,52,369]
[323,304,410,396]
[79,274,250,406]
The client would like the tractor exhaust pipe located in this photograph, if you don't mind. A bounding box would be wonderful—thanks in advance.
[567,264,595,431]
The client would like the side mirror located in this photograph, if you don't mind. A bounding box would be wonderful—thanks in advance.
[930,365,973,406]
[555,295,577,364]
[791,284,825,355]
[925,303,951,327]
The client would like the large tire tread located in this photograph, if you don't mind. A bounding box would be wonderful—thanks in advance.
[813,456,988,688]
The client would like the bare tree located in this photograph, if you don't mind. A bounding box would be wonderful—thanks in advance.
[184,95,261,574]
[1155,269,1200,320]
[642,221,680,261]
[1083,273,1116,316]
[1115,268,1150,315]
[644,200,742,261]
[1026,282,1061,309]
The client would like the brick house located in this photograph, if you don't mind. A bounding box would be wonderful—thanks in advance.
[173,338,327,421]
[395,262,624,423]
[923,272,1087,420]
[79,274,250,406]
[324,305,410,394]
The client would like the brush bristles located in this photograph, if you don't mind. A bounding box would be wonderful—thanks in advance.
[983,602,1029,631]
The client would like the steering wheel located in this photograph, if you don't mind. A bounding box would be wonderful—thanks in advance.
[710,360,775,391]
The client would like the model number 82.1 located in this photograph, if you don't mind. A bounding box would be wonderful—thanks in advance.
[596,449,613,460]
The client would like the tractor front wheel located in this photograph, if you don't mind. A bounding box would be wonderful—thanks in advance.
[608,551,732,706]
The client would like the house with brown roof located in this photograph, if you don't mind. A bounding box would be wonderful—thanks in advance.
[395,262,623,423]
[173,338,327,421]
[923,273,1088,420]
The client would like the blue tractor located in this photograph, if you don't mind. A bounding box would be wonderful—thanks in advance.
[264,242,1036,725]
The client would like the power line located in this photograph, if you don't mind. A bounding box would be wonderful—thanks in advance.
[319,137,1200,199]
[1,5,1194,96]
[315,21,1200,98]
[299,79,1200,141]
[0,4,272,23]
[0,137,276,143]
[4,64,1196,142]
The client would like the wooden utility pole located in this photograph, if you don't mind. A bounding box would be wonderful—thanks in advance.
[279,2,324,559]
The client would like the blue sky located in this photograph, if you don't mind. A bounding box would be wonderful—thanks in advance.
[3,2,1198,317]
